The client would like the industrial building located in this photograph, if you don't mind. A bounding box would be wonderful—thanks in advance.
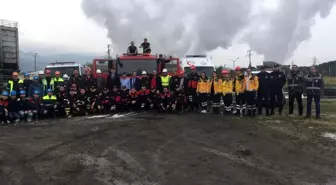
[0,19,19,87]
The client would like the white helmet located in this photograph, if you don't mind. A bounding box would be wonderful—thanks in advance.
[38,70,44,75]
[96,69,102,74]
[142,71,147,75]
[63,74,69,79]
[162,69,168,73]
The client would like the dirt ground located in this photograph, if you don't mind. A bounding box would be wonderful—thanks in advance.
[0,101,335,185]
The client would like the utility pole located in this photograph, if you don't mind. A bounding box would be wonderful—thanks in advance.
[313,56,317,66]
[33,53,38,71]
[107,44,111,59]
[247,50,252,68]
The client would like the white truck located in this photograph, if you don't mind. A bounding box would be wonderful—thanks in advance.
[44,62,86,77]
[180,55,215,77]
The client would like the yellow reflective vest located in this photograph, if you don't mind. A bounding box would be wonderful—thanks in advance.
[197,78,210,93]
[222,78,234,95]
[161,75,171,87]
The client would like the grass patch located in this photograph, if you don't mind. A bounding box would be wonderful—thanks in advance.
[324,76,336,88]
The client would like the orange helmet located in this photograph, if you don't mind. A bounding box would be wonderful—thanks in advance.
[12,72,19,76]
[55,71,61,75]
[179,70,185,75]
[190,65,196,70]
[221,69,229,74]
[45,69,51,74]
[235,66,241,71]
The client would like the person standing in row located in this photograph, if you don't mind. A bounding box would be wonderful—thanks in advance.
[245,68,259,117]
[187,66,199,112]
[256,66,271,115]
[210,71,222,114]
[221,70,234,115]
[287,65,305,116]
[234,67,246,117]
[269,64,286,115]
[305,66,324,119]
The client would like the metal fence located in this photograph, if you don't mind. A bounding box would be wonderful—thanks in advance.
[0,19,18,28]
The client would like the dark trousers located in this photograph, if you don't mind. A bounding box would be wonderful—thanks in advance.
[245,91,256,116]
[306,95,320,117]
[236,92,246,115]
[223,94,233,113]
[270,91,284,114]
[257,92,269,115]
[289,91,303,115]
[199,93,208,111]
[211,94,221,114]
[188,89,198,111]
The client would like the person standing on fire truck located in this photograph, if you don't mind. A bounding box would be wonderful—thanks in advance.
[187,65,199,112]
[139,38,151,53]
[127,41,138,55]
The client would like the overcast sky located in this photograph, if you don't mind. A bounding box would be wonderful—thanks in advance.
[1,0,335,68]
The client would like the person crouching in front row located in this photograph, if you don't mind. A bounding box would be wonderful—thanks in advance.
[41,89,58,119]
[172,84,186,114]
[110,85,122,112]
[158,87,172,113]
[29,90,42,121]
[18,90,33,122]
[138,85,150,110]
[129,88,139,111]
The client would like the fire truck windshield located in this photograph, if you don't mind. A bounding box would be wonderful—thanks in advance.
[118,59,157,76]
[184,66,214,77]
[45,66,80,77]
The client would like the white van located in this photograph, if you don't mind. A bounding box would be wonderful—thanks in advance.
[180,55,215,77]
[44,62,85,77]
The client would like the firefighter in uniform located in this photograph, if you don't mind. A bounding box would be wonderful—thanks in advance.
[304,66,324,119]
[245,68,259,117]
[160,69,171,91]
[287,65,305,116]
[210,71,222,114]
[42,69,55,94]
[7,72,23,93]
[221,69,234,115]
[42,89,58,119]
[187,65,199,111]
[197,72,210,113]
[270,64,286,115]
[257,66,271,115]
[234,66,246,117]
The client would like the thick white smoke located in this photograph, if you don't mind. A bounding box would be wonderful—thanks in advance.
[82,0,335,63]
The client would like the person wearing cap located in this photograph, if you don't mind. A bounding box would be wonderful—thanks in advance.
[257,66,271,116]
[120,72,131,90]
[17,90,33,122]
[160,68,171,91]
[149,70,161,92]
[41,89,58,119]
[197,72,210,113]
[139,38,151,53]
[269,63,286,115]
[0,91,9,124]
[130,71,141,91]
[7,91,19,123]
[140,71,150,89]
[38,70,45,84]
[234,66,246,117]
[42,69,55,94]
[23,72,33,96]
[287,64,305,116]
[244,68,259,117]
[7,71,24,93]
[304,65,324,119]
[221,69,234,115]
[127,41,138,55]
[28,90,42,121]
[187,65,199,111]
[28,76,44,98]
[53,71,64,94]
[95,69,106,91]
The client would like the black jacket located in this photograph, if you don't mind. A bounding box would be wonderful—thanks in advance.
[106,71,121,89]
[129,77,141,90]
[287,71,305,94]
[257,71,271,94]
[270,70,286,92]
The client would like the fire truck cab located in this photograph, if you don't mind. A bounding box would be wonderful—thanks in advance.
[44,62,85,77]
[92,53,181,78]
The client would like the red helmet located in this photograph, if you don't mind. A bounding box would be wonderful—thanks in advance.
[221,69,229,74]
[45,69,51,74]
[190,65,196,70]
[235,66,241,71]
[180,70,184,75]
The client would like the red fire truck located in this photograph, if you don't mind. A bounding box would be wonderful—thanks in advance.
[92,53,181,78]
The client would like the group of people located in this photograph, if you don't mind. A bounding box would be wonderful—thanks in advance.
[0,63,324,124]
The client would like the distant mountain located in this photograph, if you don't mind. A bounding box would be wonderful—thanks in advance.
[19,51,104,72]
